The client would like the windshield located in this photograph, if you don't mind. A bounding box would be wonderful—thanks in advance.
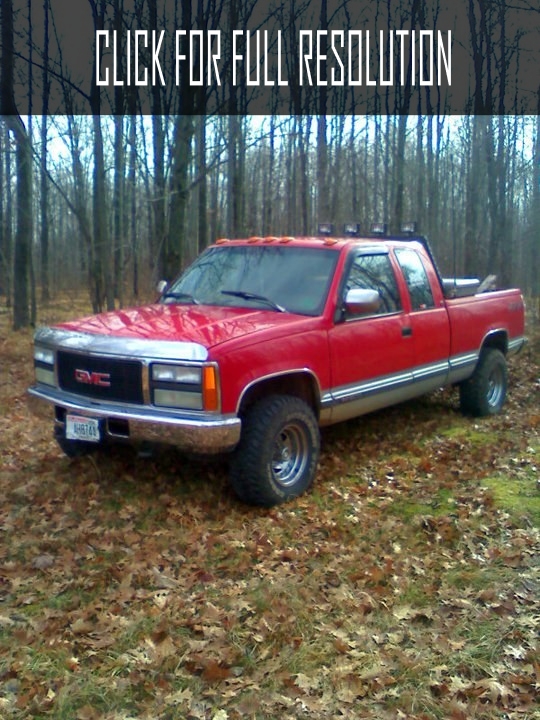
[162,245,339,316]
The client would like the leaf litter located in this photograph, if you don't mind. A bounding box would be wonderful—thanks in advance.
[0,304,538,719]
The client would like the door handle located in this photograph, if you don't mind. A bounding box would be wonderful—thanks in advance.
[402,326,413,337]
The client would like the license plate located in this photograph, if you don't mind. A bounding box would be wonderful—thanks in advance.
[66,414,101,443]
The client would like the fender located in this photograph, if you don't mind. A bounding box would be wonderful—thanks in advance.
[236,368,324,418]
[480,328,509,355]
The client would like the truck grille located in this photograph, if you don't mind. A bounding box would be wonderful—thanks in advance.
[57,351,144,404]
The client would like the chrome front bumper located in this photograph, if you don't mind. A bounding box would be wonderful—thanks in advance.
[27,385,241,453]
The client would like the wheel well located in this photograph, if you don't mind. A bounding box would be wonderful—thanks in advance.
[238,373,320,418]
[482,330,508,356]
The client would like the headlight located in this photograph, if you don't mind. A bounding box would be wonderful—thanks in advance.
[150,363,220,412]
[34,346,55,365]
[152,364,202,384]
[34,345,55,386]
[153,388,203,410]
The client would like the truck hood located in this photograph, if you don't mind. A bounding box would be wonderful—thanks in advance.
[54,303,310,353]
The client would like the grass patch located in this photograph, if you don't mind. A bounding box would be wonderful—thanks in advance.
[442,564,515,593]
[388,487,457,521]
[439,423,498,445]
[482,472,540,527]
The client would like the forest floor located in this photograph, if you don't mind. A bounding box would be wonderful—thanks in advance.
[0,297,538,720]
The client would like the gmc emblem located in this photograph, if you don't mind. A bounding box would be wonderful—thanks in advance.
[75,369,111,387]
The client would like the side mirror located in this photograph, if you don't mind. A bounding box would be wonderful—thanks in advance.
[156,280,168,295]
[344,288,381,316]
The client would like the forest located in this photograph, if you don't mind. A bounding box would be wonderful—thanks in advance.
[1,0,539,330]
[1,113,539,320]
[0,3,539,718]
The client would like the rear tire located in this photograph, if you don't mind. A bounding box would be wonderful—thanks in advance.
[459,348,508,417]
[230,395,320,507]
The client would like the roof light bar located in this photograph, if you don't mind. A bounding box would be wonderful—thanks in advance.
[318,223,334,236]
[344,222,361,236]
[400,221,417,234]
[370,222,388,235]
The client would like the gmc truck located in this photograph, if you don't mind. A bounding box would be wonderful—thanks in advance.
[28,229,526,506]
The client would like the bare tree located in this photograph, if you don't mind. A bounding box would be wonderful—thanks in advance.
[40,0,51,302]
[1,0,33,329]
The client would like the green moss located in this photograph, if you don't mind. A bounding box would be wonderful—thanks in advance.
[389,488,457,521]
[442,565,512,592]
[389,501,432,519]
[397,582,433,607]
[482,473,540,527]
[439,424,496,445]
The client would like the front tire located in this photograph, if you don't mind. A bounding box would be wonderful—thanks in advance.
[459,348,508,417]
[230,395,320,507]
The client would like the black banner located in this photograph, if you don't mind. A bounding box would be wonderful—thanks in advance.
[3,0,540,115]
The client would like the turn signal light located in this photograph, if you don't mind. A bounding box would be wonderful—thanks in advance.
[202,365,219,412]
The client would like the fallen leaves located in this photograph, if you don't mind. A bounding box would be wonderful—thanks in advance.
[0,312,539,718]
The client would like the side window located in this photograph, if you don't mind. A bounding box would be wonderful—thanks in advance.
[395,249,435,311]
[344,253,402,315]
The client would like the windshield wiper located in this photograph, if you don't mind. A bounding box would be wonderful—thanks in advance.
[221,290,286,313]
[162,291,200,305]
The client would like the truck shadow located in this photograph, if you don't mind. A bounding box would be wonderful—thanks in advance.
[64,386,462,508]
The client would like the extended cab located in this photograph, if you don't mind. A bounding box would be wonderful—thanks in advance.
[28,232,526,506]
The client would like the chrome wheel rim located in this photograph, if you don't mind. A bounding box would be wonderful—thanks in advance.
[271,422,309,487]
[487,365,504,408]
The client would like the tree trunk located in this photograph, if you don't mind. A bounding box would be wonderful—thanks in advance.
[90,0,113,312]
[0,124,6,300]
[196,116,208,253]
[6,116,33,330]
[316,0,329,224]
[464,116,485,277]
[168,115,193,279]
[127,111,138,299]
[113,114,124,305]
[91,113,111,312]
[299,117,312,235]
[530,95,540,299]
[39,0,51,302]
[1,0,33,328]
[262,116,275,235]
[4,126,14,309]
[113,0,124,305]
[227,115,245,237]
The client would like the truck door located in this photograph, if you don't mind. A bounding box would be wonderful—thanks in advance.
[393,247,451,392]
[327,249,415,423]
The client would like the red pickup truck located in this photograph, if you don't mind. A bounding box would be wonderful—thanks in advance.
[28,231,526,506]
